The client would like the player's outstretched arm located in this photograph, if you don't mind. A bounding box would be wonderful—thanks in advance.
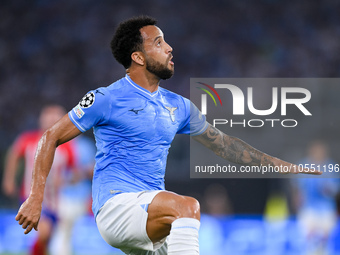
[15,115,82,234]
[2,144,21,197]
[193,123,321,175]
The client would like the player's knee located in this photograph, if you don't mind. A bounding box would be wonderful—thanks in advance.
[177,196,200,220]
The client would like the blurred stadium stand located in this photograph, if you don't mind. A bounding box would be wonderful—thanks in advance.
[0,211,339,255]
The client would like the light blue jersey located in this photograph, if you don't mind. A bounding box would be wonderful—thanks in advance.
[68,75,208,216]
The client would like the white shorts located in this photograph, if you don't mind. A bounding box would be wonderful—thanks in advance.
[96,190,167,255]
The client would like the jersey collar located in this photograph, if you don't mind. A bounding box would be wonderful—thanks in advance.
[125,74,159,98]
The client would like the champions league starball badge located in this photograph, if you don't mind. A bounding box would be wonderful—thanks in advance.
[79,92,95,108]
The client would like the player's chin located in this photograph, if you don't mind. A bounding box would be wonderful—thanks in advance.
[167,65,174,74]
[162,69,174,80]
[170,66,175,74]
[162,73,174,80]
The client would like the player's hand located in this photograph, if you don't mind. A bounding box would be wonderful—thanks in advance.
[273,158,322,175]
[286,165,323,175]
[291,166,323,175]
[15,196,42,234]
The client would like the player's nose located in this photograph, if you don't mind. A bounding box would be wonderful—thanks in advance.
[165,42,173,53]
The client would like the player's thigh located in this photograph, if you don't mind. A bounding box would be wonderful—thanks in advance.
[37,216,54,242]
[146,191,200,242]
[97,191,165,252]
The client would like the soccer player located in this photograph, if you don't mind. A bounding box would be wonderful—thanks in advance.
[292,140,339,254]
[15,16,320,255]
[2,105,76,255]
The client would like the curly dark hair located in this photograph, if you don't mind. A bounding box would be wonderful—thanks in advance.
[111,16,157,69]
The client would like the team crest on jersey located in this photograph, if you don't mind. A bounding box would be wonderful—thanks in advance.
[73,105,85,118]
[79,92,95,108]
[165,106,178,122]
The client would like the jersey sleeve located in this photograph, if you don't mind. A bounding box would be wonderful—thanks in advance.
[177,97,208,136]
[68,88,110,132]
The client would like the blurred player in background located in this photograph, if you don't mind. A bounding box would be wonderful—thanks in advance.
[51,134,95,255]
[2,104,76,255]
[15,16,321,255]
[291,139,340,255]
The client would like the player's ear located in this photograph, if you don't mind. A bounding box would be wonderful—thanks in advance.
[131,52,145,66]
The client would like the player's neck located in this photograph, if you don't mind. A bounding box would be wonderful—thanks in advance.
[127,69,160,93]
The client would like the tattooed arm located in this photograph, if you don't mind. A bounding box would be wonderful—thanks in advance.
[193,123,321,174]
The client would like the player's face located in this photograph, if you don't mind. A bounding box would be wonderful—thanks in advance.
[39,106,66,131]
[140,25,174,80]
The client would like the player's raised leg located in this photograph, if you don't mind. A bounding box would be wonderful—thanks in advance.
[147,191,200,254]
